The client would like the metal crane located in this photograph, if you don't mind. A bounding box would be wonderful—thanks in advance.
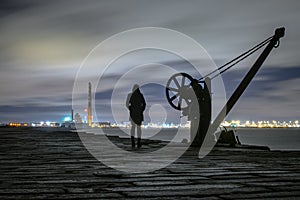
[166,27,285,147]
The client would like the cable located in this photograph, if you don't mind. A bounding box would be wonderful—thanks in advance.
[210,38,271,79]
[198,36,273,81]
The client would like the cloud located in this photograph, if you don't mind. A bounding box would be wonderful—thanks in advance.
[226,68,300,120]
[0,0,300,122]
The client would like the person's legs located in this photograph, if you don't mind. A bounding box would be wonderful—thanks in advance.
[130,122,136,148]
[137,125,142,148]
[137,125,141,138]
[131,122,136,137]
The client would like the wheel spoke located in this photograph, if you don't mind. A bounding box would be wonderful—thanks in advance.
[167,87,179,92]
[173,77,180,88]
[181,76,186,87]
[170,93,179,101]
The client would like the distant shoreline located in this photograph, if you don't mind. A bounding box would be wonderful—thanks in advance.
[1,125,300,130]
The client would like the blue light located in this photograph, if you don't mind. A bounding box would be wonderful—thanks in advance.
[63,117,71,122]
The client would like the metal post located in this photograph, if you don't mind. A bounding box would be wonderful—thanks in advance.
[191,77,212,147]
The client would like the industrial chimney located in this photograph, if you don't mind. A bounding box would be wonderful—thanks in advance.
[88,82,92,126]
[71,109,74,122]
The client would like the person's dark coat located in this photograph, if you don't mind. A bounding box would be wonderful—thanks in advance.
[126,89,146,125]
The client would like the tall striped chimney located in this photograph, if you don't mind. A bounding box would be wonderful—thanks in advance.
[88,82,92,126]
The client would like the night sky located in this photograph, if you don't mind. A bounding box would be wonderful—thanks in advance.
[0,0,299,123]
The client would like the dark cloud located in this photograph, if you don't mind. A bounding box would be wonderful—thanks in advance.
[0,0,38,17]
[0,105,71,122]
[222,65,300,95]
[224,65,300,121]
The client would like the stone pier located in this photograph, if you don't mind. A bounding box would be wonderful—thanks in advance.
[0,127,299,199]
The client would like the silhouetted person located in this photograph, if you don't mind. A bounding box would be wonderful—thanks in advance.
[126,84,146,148]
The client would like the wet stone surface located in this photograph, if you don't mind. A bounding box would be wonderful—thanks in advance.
[0,127,299,199]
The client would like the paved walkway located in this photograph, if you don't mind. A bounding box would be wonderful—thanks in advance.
[0,127,299,199]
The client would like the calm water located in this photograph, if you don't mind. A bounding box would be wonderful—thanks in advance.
[85,127,300,151]
[235,128,300,151]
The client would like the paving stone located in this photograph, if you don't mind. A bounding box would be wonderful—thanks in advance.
[132,180,190,186]
[220,190,300,199]
[0,188,65,194]
[124,186,269,198]
[109,183,241,192]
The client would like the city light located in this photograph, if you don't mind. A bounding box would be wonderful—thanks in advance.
[3,119,300,129]
[221,120,300,128]
[63,116,72,122]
